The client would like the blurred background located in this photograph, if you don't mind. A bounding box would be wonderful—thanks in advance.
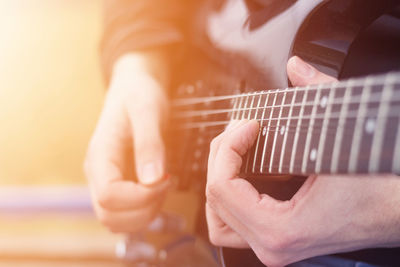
[0,0,114,266]
[0,1,199,266]
[0,0,103,186]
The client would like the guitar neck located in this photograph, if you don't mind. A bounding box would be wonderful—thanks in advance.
[171,72,400,178]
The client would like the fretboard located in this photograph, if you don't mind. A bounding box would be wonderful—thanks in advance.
[171,71,400,177]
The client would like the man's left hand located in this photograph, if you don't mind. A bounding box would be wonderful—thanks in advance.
[206,56,400,266]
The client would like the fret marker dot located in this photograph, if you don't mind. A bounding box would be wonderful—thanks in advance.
[197,137,204,144]
[280,125,285,135]
[310,149,317,162]
[186,85,195,94]
[194,149,202,158]
[365,118,375,134]
[192,163,199,171]
[262,126,267,136]
[196,80,203,89]
[320,96,328,108]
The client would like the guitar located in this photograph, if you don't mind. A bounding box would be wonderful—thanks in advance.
[164,0,400,266]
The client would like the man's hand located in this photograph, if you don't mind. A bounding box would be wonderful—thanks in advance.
[84,53,170,233]
[206,56,400,266]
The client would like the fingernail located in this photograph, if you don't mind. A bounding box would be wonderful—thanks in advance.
[140,162,161,185]
[293,56,315,77]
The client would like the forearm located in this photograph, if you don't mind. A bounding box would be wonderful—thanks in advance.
[360,174,400,248]
[101,0,188,85]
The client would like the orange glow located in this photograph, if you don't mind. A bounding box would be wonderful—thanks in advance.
[0,0,104,185]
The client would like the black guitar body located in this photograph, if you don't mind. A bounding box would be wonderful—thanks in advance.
[166,0,400,266]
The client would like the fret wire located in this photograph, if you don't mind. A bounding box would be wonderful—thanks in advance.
[369,74,396,172]
[279,87,298,173]
[235,96,244,119]
[269,89,288,173]
[177,115,397,134]
[348,77,372,172]
[172,91,400,119]
[172,73,398,106]
[253,93,263,122]
[302,84,322,173]
[260,90,279,173]
[170,158,380,175]
[245,93,262,173]
[315,83,336,173]
[392,118,400,174]
[290,85,309,173]
[331,79,354,173]
[252,92,271,173]
[243,93,254,172]
[247,93,256,119]
[241,94,250,119]
[231,95,239,119]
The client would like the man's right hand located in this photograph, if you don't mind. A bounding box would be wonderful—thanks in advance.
[84,53,170,233]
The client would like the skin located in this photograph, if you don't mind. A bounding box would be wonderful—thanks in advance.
[84,51,170,233]
[206,56,400,267]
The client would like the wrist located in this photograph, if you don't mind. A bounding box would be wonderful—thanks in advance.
[112,51,170,90]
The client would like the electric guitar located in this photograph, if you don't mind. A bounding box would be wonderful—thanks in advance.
[164,0,400,266]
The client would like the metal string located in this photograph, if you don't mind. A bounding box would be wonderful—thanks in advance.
[172,72,399,106]
[172,93,400,119]
[176,107,400,129]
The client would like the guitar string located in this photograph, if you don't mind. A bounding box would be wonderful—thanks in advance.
[172,73,399,106]
[168,74,399,175]
[167,126,388,175]
[171,92,400,119]
[167,123,391,174]
[175,107,400,129]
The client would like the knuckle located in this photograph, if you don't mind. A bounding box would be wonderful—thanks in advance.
[257,253,285,267]
[97,188,114,209]
[97,209,113,228]
[208,230,224,247]
[210,137,219,151]
[205,181,222,205]
[107,226,123,234]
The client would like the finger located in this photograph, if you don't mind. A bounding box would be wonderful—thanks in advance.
[206,203,249,248]
[209,119,251,167]
[95,179,170,211]
[125,87,168,186]
[207,120,293,238]
[207,204,250,248]
[287,56,338,87]
[95,199,163,233]
[85,97,132,198]
[85,99,169,211]
[206,120,262,242]
[211,120,259,180]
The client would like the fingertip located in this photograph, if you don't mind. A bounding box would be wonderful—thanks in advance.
[287,56,338,86]
[287,56,316,87]
[240,119,260,138]
[248,119,260,132]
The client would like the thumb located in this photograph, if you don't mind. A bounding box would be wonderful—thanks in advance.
[287,56,338,87]
[127,94,167,186]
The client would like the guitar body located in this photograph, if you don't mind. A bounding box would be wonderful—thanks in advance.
[166,0,400,266]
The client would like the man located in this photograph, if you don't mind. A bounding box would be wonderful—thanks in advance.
[84,0,400,265]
